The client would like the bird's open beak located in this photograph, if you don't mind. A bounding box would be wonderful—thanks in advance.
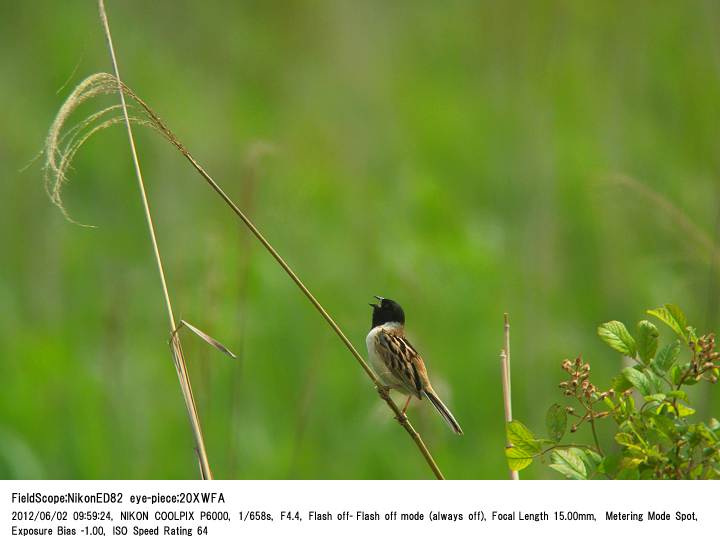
[369,295,383,307]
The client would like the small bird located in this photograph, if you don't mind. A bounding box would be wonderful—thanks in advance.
[366,296,463,434]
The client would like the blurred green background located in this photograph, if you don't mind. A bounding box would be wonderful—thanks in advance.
[1,0,719,479]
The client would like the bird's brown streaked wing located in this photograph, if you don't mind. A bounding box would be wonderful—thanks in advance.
[376,330,427,397]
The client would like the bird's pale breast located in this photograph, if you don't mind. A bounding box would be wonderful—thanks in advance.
[365,324,413,394]
[365,326,405,392]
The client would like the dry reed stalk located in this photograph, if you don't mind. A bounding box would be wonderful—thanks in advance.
[504,312,512,401]
[98,0,213,479]
[501,314,519,480]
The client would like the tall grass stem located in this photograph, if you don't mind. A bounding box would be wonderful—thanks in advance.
[501,314,519,480]
[98,0,213,480]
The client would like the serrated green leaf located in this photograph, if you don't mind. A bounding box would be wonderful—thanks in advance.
[636,320,659,364]
[622,367,652,396]
[665,304,687,328]
[643,393,666,403]
[549,448,587,480]
[644,369,665,394]
[578,449,603,476]
[506,420,541,454]
[598,321,637,357]
[647,305,688,342]
[505,446,533,471]
[612,373,633,393]
[652,414,677,441]
[653,341,680,373]
[545,404,567,443]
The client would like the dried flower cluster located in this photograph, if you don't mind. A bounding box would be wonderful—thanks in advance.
[559,356,612,433]
[693,333,719,384]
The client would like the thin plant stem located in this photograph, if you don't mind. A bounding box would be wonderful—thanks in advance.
[577,396,604,456]
[588,415,603,456]
[504,312,512,413]
[501,348,519,480]
[98,0,212,480]
[502,313,518,479]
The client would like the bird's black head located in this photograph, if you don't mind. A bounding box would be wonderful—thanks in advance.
[370,296,405,328]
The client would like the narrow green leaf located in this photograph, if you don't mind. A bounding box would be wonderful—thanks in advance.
[667,390,688,402]
[669,364,684,386]
[676,403,695,417]
[546,404,567,443]
[549,448,587,480]
[644,369,665,394]
[598,321,637,357]
[647,305,688,342]
[622,367,652,396]
[615,432,634,446]
[620,457,644,469]
[653,341,680,373]
[626,395,636,413]
[643,393,666,403]
[636,320,659,364]
[506,420,541,454]
[505,446,533,471]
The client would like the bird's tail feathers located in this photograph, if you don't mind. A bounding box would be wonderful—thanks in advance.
[424,389,463,435]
